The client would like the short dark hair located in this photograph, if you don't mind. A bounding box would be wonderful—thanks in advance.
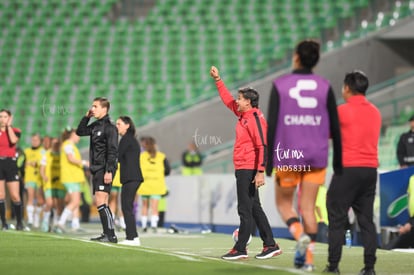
[238,87,259,108]
[295,40,320,70]
[93,97,110,111]
[344,70,369,95]
[0,109,12,116]
[118,116,136,136]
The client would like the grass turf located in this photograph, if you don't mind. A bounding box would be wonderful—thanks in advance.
[0,224,413,275]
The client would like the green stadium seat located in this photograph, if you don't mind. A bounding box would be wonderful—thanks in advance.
[0,0,409,147]
[393,1,413,18]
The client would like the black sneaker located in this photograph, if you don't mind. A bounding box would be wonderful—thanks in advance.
[359,268,376,275]
[1,223,8,231]
[169,225,179,233]
[255,244,282,259]
[15,223,24,231]
[323,265,340,274]
[98,234,118,244]
[90,234,106,241]
[221,249,248,260]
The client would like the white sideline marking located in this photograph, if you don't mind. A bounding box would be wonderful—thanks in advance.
[392,249,414,253]
[7,231,202,262]
[5,231,302,273]
[172,251,303,274]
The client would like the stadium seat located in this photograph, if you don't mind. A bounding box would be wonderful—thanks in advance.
[0,0,410,147]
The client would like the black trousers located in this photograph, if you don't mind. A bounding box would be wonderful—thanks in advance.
[234,169,275,251]
[121,180,140,240]
[327,167,377,269]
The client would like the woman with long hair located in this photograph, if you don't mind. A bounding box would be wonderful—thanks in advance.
[56,127,88,232]
[24,133,44,229]
[138,137,170,233]
[116,116,143,245]
[0,109,24,230]
[39,137,66,232]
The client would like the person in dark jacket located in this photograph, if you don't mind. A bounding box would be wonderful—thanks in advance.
[76,97,118,243]
[116,116,143,246]
[210,65,282,261]
[396,115,414,168]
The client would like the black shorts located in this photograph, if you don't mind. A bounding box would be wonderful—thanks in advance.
[92,170,112,194]
[0,158,19,182]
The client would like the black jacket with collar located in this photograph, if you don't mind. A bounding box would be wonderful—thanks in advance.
[118,131,143,184]
[396,130,414,166]
[76,114,118,174]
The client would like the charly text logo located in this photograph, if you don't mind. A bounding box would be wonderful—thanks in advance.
[42,98,73,117]
[192,128,222,147]
[274,142,310,172]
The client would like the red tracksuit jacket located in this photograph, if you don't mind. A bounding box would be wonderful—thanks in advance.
[216,80,267,171]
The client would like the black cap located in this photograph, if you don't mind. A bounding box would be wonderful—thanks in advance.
[409,115,414,122]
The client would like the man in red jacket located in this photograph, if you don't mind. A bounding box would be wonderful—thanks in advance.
[324,71,381,275]
[210,66,282,260]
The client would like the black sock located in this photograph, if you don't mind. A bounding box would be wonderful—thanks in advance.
[286,217,300,227]
[106,206,115,237]
[0,200,6,225]
[98,204,115,237]
[13,201,22,225]
[308,233,317,242]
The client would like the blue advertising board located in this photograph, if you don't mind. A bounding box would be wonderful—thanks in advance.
[380,167,414,226]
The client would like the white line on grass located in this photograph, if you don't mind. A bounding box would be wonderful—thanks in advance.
[392,249,414,253]
[6,231,203,262]
[5,231,302,273]
[172,251,304,274]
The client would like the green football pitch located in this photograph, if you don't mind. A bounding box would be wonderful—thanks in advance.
[0,223,413,275]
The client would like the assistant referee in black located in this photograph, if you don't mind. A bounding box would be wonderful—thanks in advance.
[77,97,118,243]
